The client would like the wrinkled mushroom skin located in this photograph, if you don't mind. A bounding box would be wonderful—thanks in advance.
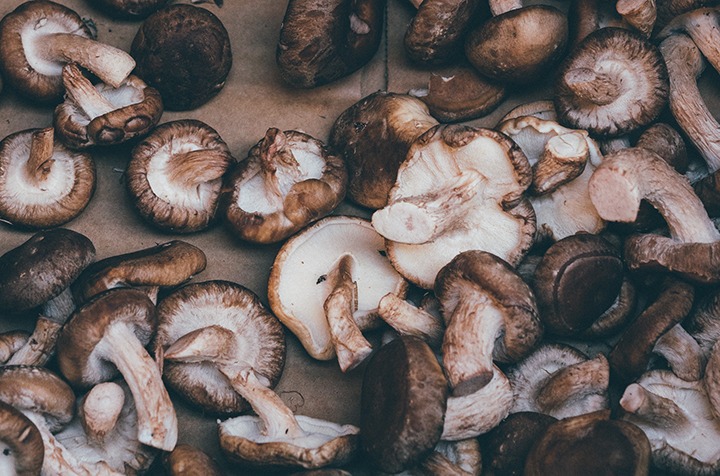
[89,0,171,18]
[0,400,44,476]
[277,0,385,88]
[131,4,232,110]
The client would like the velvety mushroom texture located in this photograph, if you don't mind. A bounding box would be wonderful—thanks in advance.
[0,127,96,229]
[126,120,234,233]
[131,4,232,110]
[222,128,347,244]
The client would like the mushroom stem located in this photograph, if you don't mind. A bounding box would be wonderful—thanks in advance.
[616,0,657,36]
[660,8,720,74]
[563,67,624,106]
[258,128,302,206]
[80,382,125,446]
[371,171,481,244]
[62,64,117,120]
[620,383,691,430]
[653,324,705,381]
[37,33,135,88]
[96,323,177,451]
[531,131,589,195]
[536,354,610,413]
[442,292,502,396]
[0,331,29,364]
[25,127,55,187]
[377,293,444,348]
[323,253,373,372]
[167,149,232,187]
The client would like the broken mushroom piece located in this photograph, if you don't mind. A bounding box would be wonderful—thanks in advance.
[0,400,44,476]
[56,288,177,451]
[372,124,535,289]
[0,127,96,229]
[164,324,359,471]
[155,280,285,415]
[329,91,438,209]
[555,27,668,137]
[268,216,408,369]
[277,0,385,88]
[589,146,720,283]
[434,250,542,396]
[54,63,163,149]
[0,0,135,103]
[126,120,234,233]
[620,369,720,475]
[223,128,347,244]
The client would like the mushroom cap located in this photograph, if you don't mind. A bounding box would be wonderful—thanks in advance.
[268,215,408,361]
[0,0,94,103]
[163,444,222,476]
[554,27,669,137]
[0,228,95,312]
[131,4,232,110]
[126,120,233,233]
[156,280,286,415]
[360,336,448,473]
[465,5,568,84]
[56,288,156,387]
[91,0,171,18]
[532,233,624,336]
[0,128,96,229]
[222,129,347,244]
[219,414,359,470]
[54,74,163,149]
[276,0,385,88]
[0,400,44,476]
[329,91,438,209]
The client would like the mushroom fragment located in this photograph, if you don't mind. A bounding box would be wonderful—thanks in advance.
[268,216,407,367]
[372,124,535,289]
[54,63,163,149]
[222,128,347,244]
[0,0,135,103]
[155,280,285,415]
[56,288,178,451]
[589,147,720,283]
[0,127,96,229]
[126,120,234,233]
[0,400,44,476]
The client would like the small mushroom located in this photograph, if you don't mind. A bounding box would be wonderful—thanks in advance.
[222,128,347,244]
[56,288,178,451]
[126,120,234,234]
[0,0,135,103]
[131,4,232,110]
[164,444,223,476]
[554,27,669,137]
[0,400,44,476]
[54,63,163,149]
[0,127,96,229]
[276,0,385,88]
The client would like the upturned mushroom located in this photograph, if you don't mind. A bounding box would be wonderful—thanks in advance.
[0,400,44,476]
[154,280,285,415]
[276,0,385,88]
[0,127,96,229]
[0,0,135,103]
[56,288,177,451]
[54,63,163,149]
[222,128,347,244]
[125,120,234,233]
[164,323,359,471]
[589,146,720,283]
[371,124,535,289]
[268,216,408,371]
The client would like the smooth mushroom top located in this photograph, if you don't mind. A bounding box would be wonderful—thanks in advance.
[0,228,95,312]
[0,400,44,476]
[156,280,286,415]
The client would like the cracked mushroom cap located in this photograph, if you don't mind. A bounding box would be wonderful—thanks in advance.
[555,27,668,137]
[372,124,535,289]
[0,127,96,229]
[0,400,44,476]
[126,120,234,234]
[0,228,95,312]
[222,128,347,244]
[155,280,286,415]
[54,64,163,149]
[268,215,408,361]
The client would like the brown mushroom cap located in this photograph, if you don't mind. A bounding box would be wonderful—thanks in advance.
[0,400,44,476]
[164,444,222,476]
[131,4,232,110]
[360,335,449,473]
[126,120,234,234]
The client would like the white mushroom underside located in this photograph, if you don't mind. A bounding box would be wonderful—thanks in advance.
[219,415,358,448]
[72,83,144,123]
[21,18,88,77]
[582,58,645,126]
[145,143,220,210]
[236,143,325,214]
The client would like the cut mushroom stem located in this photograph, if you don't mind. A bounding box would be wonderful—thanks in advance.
[37,33,135,88]
[377,293,444,348]
[653,324,705,381]
[536,354,610,414]
[26,127,55,187]
[563,67,623,106]
[620,383,691,430]
[616,0,657,36]
[531,131,589,195]
[0,331,29,364]
[62,64,116,120]
[323,253,372,372]
[80,382,125,446]
[167,149,233,187]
